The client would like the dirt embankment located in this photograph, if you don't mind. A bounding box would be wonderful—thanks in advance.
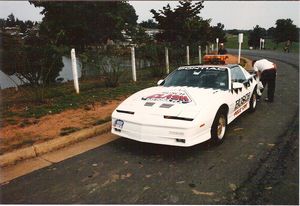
[225,54,253,70]
[0,99,124,154]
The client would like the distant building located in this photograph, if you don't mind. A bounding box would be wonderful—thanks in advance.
[144,28,163,39]
[4,26,20,36]
[4,23,40,39]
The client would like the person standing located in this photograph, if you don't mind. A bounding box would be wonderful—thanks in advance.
[252,59,277,102]
[218,43,228,55]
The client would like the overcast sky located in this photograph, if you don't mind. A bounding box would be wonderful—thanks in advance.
[0,1,299,30]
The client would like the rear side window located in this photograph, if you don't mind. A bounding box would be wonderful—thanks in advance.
[231,66,246,83]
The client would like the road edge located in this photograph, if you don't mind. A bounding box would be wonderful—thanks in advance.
[0,121,111,167]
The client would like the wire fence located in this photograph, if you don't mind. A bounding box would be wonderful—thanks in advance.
[1,43,216,91]
[79,43,211,84]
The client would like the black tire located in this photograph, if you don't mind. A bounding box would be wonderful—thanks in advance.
[248,89,257,113]
[210,109,227,145]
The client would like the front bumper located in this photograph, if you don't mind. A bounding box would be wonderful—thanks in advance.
[111,115,211,147]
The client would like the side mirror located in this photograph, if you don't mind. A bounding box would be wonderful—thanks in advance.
[232,82,243,90]
[157,79,165,86]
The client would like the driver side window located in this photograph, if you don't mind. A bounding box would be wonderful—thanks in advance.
[231,66,246,83]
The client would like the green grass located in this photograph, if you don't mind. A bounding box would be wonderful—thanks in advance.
[226,34,299,53]
[92,116,112,126]
[1,77,157,121]
[226,34,250,50]
[264,40,299,53]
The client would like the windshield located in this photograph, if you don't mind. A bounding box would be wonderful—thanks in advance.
[163,67,229,90]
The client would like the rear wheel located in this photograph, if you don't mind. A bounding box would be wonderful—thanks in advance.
[249,90,257,113]
[211,110,227,145]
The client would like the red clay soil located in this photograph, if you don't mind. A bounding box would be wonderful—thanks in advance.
[225,54,253,70]
[0,99,124,154]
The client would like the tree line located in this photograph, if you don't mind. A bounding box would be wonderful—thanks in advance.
[248,19,299,49]
[1,1,299,89]
[0,13,37,33]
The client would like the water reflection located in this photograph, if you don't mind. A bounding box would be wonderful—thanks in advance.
[0,56,82,89]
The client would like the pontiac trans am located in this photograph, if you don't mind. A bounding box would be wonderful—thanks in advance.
[111,64,259,147]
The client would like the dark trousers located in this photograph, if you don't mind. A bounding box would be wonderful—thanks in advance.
[261,69,276,101]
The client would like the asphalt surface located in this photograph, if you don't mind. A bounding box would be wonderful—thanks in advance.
[0,50,299,204]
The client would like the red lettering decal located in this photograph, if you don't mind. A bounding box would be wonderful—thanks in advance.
[146,94,164,99]
[180,96,190,103]
[164,94,173,99]
[171,95,180,101]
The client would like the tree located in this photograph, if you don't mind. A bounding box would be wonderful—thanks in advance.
[131,26,152,45]
[273,19,298,43]
[31,1,138,50]
[2,32,63,86]
[227,29,239,35]
[209,23,227,43]
[5,13,16,27]
[0,18,5,29]
[248,25,267,49]
[150,1,211,45]
[267,27,275,39]
[139,19,158,29]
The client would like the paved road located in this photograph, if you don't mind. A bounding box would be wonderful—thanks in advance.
[0,50,298,204]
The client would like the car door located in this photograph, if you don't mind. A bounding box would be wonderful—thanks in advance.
[228,66,251,121]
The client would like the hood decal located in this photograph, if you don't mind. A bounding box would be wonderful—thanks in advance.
[141,90,192,104]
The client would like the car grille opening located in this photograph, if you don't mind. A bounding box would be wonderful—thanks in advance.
[116,110,134,115]
[176,139,186,143]
[160,104,174,108]
[144,102,155,107]
[164,115,193,121]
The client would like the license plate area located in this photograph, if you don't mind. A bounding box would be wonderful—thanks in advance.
[114,119,124,131]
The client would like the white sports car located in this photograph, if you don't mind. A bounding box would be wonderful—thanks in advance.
[111,64,258,147]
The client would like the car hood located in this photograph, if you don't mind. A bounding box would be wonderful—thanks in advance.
[117,86,223,118]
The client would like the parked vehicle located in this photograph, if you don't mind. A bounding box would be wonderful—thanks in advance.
[112,64,259,146]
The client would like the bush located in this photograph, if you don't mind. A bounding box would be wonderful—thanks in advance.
[99,56,123,87]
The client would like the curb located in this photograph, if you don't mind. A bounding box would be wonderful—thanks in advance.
[0,121,111,168]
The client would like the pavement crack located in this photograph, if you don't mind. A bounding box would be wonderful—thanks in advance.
[37,155,55,164]
[32,145,54,164]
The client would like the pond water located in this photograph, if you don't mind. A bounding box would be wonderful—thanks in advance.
[0,56,82,90]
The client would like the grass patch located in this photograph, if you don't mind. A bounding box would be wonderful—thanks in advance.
[92,116,111,126]
[1,78,156,123]
[226,34,299,53]
[239,58,247,67]
[60,127,81,136]
[226,34,250,50]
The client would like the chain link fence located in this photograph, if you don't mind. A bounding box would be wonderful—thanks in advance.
[78,43,206,86]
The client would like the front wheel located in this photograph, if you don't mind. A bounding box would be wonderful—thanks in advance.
[248,90,257,113]
[211,110,227,145]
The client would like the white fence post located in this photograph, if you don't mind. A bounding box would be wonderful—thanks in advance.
[71,48,79,94]
[238,33,243,64]
[259,38,262,50]
[198,46,202,64]
[186,46,190,65]
[131,46,137,82]
[165,47,169,74]
[216,38,219,52]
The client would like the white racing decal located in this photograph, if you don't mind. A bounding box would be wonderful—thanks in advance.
[178,66,227,71]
